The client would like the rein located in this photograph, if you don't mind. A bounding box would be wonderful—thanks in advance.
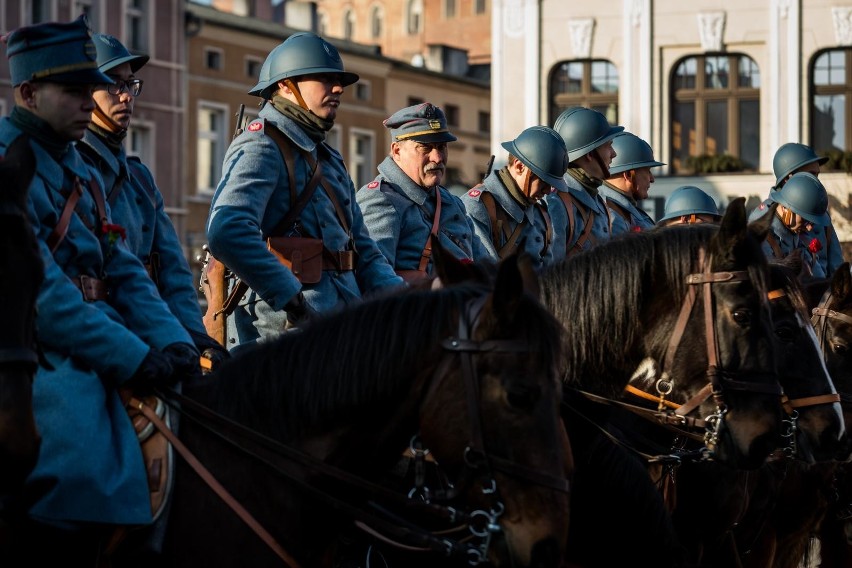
[147,291,567,566]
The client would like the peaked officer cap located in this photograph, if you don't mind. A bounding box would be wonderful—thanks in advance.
[5,16,112,86]
[384,103,458,144]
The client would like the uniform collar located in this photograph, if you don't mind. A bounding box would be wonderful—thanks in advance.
[483,170,528,223]
[260,103,317,153]
[81,129,126,178]
[376,155,443,206]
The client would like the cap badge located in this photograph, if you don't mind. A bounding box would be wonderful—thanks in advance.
[429,120,441,130]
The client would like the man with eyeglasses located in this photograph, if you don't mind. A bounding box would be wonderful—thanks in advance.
[356,103,478,283]
[78,34,227,371]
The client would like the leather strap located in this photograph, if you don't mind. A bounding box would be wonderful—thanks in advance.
[537,202,553,258]
[813,306,852,327]
[558,192,595,254]
[417,189,442,272]
[479,190,526,260]
[47,178,83,253]
[72,275,108,302]
[129,397,303,568]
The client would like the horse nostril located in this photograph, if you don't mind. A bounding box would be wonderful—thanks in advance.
[529,537,561,568]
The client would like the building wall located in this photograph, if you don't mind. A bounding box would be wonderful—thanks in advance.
[311,0,491,66]
[493,0,852,238]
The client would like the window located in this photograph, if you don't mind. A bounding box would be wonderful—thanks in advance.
[444,104,460,127]
[408,96,424,107]
[355,81,371,102]
[478,111,490,134]
[125,0,149,52]
[197,103,229,194]
[670,54,760,173]
[30,0,55,24]
[811,48,852,154]
[327,126,342,152]
[75,0,99,31]
[407,0,423,35]
[127,122,154,172]
[474,0,487,15]
[317,11,328,36]
[349,129,375,188]
[245,56,262,79]
[548,60,619,126]
[204,48,223,71]
[445,0,456,18]
[343,9,355,41]
[370,5,383,39]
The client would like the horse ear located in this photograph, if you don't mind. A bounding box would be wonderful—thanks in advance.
[714,197,748,260]
[430,234,473,287]
[830,262,852,304]
[747,201,777,244]
[1,136,36,211]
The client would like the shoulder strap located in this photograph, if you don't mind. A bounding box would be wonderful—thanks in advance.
[766,233,783,259]
[264,126,324,238]
[479,190,502,253]
[558,191,594,253]
[606,199,631,230]
[417,189,443,272]
[47,178,84,253]
[536,202,553,257]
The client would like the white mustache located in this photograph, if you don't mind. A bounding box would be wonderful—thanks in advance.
[425,165,444,173]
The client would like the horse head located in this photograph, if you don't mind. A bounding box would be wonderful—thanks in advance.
[810,262,852,460]
[0,135,43,493]
[418,254,571,567]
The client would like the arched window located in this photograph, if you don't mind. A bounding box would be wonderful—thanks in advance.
[810,48,852,154]
[407,0,423,35]
[370,5,384,39]
[343,9,355,41]
[670,54,760,173]
[317,11,328,36]
[548,60,619,126]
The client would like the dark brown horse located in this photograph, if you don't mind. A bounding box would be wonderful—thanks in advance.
[539,199,783,567]
[160,253,571,567]
[0,135,43,496]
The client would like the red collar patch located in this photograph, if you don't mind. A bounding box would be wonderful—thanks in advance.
[247,120,263,132]
[367,181,380,189]
[468,189,481,198]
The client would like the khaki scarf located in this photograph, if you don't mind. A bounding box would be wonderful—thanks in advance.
[567,167,602,197]
[270,95,333,143]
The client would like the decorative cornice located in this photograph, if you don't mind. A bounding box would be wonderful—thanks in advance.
[568,18,595,59]
[503,0,524,38]
[698,11,726,52]
[833,7,852,46]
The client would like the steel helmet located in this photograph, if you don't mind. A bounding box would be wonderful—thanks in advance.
[768,172,830,225]
[658,186,721,223]
[250,32,359,99]
[552,107,624,163]
[608,132,666,176]
[91,33,149,73]
[772,143,828,187]
[501,126,569,189]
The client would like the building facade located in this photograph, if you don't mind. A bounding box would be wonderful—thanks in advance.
[0,0,188,237]
[492,0,852,237]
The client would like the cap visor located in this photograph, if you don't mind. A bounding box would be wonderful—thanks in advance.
[404,132,457,144]
[45,68,114,85]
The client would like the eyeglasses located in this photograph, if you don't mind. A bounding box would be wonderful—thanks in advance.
[105,79,143,97]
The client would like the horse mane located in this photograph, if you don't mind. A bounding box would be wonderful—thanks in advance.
[201,281,564,444]
[540,225,768,395]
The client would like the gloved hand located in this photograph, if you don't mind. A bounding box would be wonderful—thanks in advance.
[284,291,318,330]
[163,342,201,382]
[124,348,174,394]
[191,332,230,373]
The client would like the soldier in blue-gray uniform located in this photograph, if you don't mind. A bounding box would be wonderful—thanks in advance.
[545,107,623,260]
[0,17,197,560]
[601,132,664,234]
[748,172,831,278]
[770,142,844,277]
[462,126,567,269]
[78,34,227,367]
[356,103,476,282]
[206,33,403,350]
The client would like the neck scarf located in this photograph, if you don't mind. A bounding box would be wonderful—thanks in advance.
[567,167,601,197]
[271,95,333,143]
[497,166,530,206]
[88,123,126,152]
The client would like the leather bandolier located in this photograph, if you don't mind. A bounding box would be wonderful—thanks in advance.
[395,187,442,284]
[557,191,602,256]
[477,185,552,260]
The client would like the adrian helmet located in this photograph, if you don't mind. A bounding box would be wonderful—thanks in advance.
[768,172,830,225]
[500,126,569,189]
[608,132,665,176]
[552,107,624,163]
[91,33,149,73]
[772,143,828,188]
[657,186,721,224]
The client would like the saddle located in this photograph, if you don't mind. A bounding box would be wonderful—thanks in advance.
[119,389,174,521]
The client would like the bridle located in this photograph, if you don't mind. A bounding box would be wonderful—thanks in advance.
[151,290,570,566]
[812,289,852,408]
[628,246,782,450]
[0,200,39,373]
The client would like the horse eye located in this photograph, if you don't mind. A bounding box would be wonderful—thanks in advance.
[831,342,849,355]
[506,384,540,411]
[732,310,751,325]
[774,324,795,343]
